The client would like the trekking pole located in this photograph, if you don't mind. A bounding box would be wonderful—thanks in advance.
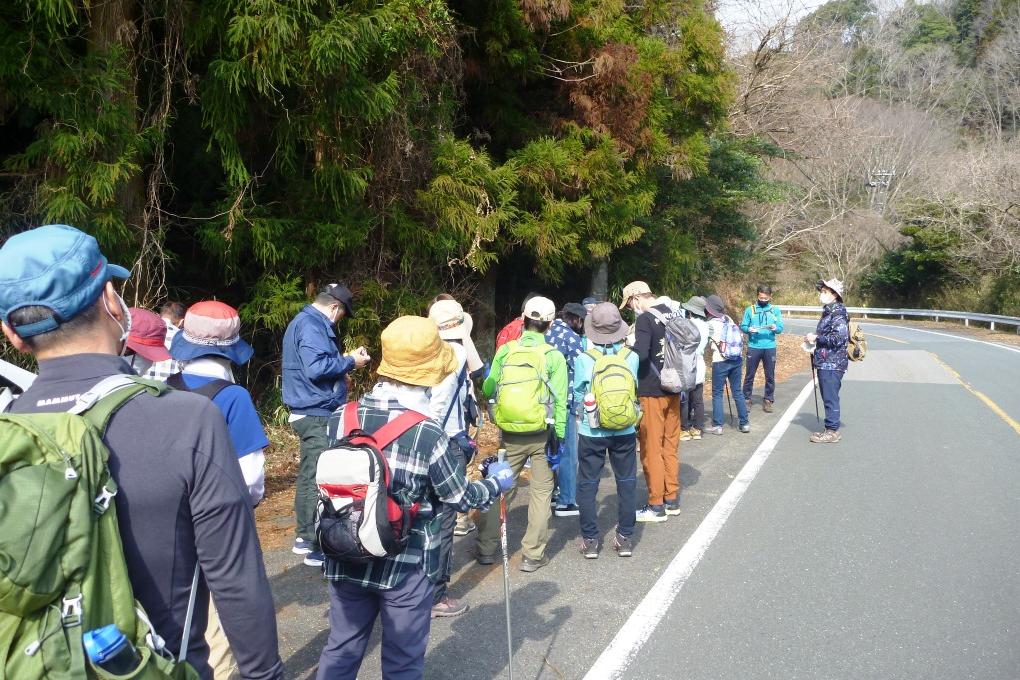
[811,364,820,426]
[724,382,735,427]
[496,445,514,680]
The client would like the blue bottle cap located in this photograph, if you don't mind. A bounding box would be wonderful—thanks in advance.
[83,624,129,664]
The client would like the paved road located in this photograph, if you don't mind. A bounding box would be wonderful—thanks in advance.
[265,321,1020,679]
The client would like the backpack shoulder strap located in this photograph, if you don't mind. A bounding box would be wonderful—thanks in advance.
[441,365,468,427]
[618,346,632,360]
[371,411,429,450]
[0,387,14,414]
[585,347,602,362]
[69,374,167,434]
[646,307,668,325]
[167,372,234,401]
[341,401,361,437]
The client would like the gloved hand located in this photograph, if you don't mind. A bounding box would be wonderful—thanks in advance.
[486,461,514,493]
[546,439,563,472]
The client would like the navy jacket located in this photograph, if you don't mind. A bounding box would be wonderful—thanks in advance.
[813,302,849,372]
[282,305,355,415]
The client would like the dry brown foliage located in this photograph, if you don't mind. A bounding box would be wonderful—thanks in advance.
[564,44,654,155]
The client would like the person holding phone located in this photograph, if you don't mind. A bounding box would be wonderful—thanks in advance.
[740,284,784,412]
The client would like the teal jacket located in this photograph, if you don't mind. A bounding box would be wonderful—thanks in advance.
[572,342,640,438]
[740,303,784,349]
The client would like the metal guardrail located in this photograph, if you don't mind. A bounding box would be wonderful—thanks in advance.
[777,306,1020,334]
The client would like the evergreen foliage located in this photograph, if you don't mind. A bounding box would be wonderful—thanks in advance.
[0,0,747,394]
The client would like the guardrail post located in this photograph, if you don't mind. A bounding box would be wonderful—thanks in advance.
[934,315,939,322]
[964,318,969,327]
[900,314,905,320]
[990,321,996,331]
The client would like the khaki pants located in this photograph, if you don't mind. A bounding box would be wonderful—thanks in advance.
[206,600,236,680]
[476,431,553,562]
[638,395,681,506]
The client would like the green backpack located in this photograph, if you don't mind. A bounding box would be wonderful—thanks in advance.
[494,338,556,434]
[586,347,640,429]
[0,375,200,680]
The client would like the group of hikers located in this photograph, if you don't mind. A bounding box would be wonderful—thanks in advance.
[0,224,851,680]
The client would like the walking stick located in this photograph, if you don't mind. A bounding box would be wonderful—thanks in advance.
[496,446,514,680]
[811,365,820,426]
[724,381,735,427]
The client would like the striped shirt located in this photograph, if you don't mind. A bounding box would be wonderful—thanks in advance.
[323,387,501,590]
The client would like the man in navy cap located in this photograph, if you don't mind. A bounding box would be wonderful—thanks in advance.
[282,282,371,567]
[0,225,283,680]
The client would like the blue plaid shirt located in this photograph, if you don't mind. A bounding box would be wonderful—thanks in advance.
[323,390,501,590]
[546,318,584,405]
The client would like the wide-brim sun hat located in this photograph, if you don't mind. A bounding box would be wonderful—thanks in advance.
[705,294,727,318]
[377,315,458,387]
[816,278,845,301]
[170,300,254,365]
[126,307,172,362]
[682,295,707,318]
[585,302,629,344]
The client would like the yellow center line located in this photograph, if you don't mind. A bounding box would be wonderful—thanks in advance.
[929,352,1020,436]
[866,331,910,345]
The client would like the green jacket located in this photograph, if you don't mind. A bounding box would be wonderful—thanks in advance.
[483,330,569,439]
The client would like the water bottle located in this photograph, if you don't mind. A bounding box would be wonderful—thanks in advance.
[583,393,600,428]
[83,624,141,676]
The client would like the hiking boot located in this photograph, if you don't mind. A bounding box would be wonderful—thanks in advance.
[292,537,313,555]
[763,400,774,413]
[475,552,497,566]
[520,556,550,572]
[810,429,842,444]
[635,505,667,523]
[303,550,325,568]
[580,537,601,559]
[431,596,469,618]
[664,498,682,516]
[554,503,580,517]
[679,429,692,442]
[739,423,751,433]
[691,428,702,440]
[705,425,723,436]
[453,517,476,536]
[613,533,634,557]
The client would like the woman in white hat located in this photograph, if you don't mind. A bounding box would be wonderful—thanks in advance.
[426,298,485,618]
[806,279,850,443]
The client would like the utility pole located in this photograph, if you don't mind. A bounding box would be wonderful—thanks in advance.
[867,169,895,214]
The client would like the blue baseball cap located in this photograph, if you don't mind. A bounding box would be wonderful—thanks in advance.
[0,224,130,338]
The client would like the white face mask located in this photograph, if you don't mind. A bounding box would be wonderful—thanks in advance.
[102,291,133,355]
[819,292,834,305]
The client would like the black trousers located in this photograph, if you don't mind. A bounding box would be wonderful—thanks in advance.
[680,384,704,431]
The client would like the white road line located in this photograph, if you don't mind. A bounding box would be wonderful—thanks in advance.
[784,318,1020,355]
[583,379,816,680]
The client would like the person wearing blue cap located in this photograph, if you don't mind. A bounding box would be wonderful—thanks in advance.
[0,224,284,680]
[282,283,372,567]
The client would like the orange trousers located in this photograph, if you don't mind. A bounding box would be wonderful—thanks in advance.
[638,395,681,506]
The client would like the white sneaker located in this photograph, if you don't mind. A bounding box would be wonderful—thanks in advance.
[635,505,668,523]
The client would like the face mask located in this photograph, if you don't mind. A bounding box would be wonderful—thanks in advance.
[102,291,133,355]
[819,292,833,305]
[757,300,769,307]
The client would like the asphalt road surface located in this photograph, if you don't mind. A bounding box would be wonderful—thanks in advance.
[265,321,1020,679]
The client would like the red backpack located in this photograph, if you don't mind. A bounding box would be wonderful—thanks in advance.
[315,403,426,563]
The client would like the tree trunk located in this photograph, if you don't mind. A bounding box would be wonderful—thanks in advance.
[591,258,609,301]
[87,0,145,300]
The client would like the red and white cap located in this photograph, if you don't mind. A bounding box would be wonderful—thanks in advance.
[169,300,254,365]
